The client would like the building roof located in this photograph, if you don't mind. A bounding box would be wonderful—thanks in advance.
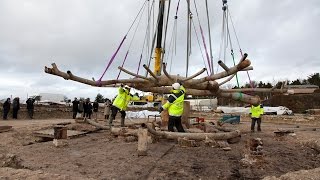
[287,85,319,89]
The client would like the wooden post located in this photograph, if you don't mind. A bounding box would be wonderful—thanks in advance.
[53,126,68,147]
[53,126,67,139]
[137,128,148,156]
[182,101,191,128]
[160,110,169,128]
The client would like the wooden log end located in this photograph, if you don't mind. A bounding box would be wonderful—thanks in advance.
[137,150,148,156]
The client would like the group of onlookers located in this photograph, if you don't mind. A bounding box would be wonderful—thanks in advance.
[2,97,35,120]
[72,98,111,120]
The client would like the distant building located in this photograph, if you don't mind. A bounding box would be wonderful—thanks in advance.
[186,98,218,111]
[32,93,66,105]
[287,85,319,94]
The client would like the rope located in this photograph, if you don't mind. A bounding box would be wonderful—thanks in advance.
[125,0,148,36]
[97,36,126,84]
[165,0,181,73]
[191,19,209,76]
[137,54,143,74]
[116,1,147,80]
[186,0,191,77]
[161,0,171,67]
[116,50,129,80]
[97,0,148,84]
[145,1,165,77]
[226,8,240,88]
[228,8,254,89]
[137,0,156,75]
[205,0,214,75]
[216,8,226,73]
[193,0,212,75]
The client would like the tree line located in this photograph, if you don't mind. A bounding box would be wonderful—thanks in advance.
[233,73,320,89]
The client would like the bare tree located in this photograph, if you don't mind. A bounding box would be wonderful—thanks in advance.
[45,54,288,106]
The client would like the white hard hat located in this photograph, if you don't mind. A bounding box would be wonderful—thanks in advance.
[172,83,180,90]
[124,85,130,89]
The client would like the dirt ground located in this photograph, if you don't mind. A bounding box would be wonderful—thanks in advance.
[1,111,320,179]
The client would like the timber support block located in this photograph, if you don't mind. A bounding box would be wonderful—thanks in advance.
[53,125,68,147]
[137,128,148,156]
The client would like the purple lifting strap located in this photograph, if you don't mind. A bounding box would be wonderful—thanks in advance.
[116,50,130,80]
[200,26,212,74]
[97,35,127,85]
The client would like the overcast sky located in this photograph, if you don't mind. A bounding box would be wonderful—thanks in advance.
[0,0,319,101]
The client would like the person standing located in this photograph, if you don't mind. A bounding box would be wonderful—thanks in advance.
[250,103,264,132]
[83,99,89,118]
[12,97,20,119]
[78,99,84,117]
[109,84,132,127]
[104,98,111,120]
[72,98,79,119]
[93,100,99,120]
[159,82,186,132]
[84,98,92,119]
[2,98,11,120]
[26,98,35,119]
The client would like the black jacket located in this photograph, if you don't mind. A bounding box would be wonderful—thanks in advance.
[12,98,20,110]
[26,99,35,110]
[72,100,79,111]
[3,100,10,111]
[93,102,99,112]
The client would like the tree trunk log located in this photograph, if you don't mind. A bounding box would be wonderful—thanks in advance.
[85,119,110,130]
[145,123,240,140]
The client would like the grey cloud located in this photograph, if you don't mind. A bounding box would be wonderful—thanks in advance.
[0,0,319,99]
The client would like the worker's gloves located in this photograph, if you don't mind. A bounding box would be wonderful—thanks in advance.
[120,84,124,87]
[159,106,164,113]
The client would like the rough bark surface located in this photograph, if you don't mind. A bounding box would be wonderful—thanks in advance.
[44,54,288,105]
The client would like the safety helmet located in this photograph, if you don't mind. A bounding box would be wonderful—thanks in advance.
[172,83,180,90]
[124,85,131,89]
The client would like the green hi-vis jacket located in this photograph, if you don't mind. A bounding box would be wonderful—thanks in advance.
[250,104,264,118]
[113,87,131,111]
[162,85,186,116]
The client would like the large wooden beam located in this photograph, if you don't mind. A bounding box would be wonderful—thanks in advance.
[145,123,241,141]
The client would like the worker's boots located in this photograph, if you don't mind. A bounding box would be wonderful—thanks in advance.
[109,116,114,127]
[121,117,125,127]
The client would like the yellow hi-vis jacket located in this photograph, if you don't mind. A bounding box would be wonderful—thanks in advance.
[113,87,130,111]
[250,104,264,118]
[162,85,185,116]
[113,87,139,111]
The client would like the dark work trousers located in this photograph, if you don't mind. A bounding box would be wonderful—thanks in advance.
[85,111,92,119]
[28,109,34,119]
[12,108,18,119]
[72,110,77,119]
[109,105,126,126]
[251,117,261,131]
[3,110,9,120]
[168,116,185,132]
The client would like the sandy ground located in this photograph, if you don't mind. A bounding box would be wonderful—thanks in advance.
[1,114,320,179]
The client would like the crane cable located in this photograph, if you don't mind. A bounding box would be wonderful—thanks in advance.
[137,0,156,75]
[116,0,148,80]
[97,0,148,84]
[228,8,254,89]
[205,0,214,74]
[191,19,209,76]
[165,0,181,73]
[193,0,212,75]
[225,8,240,88]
